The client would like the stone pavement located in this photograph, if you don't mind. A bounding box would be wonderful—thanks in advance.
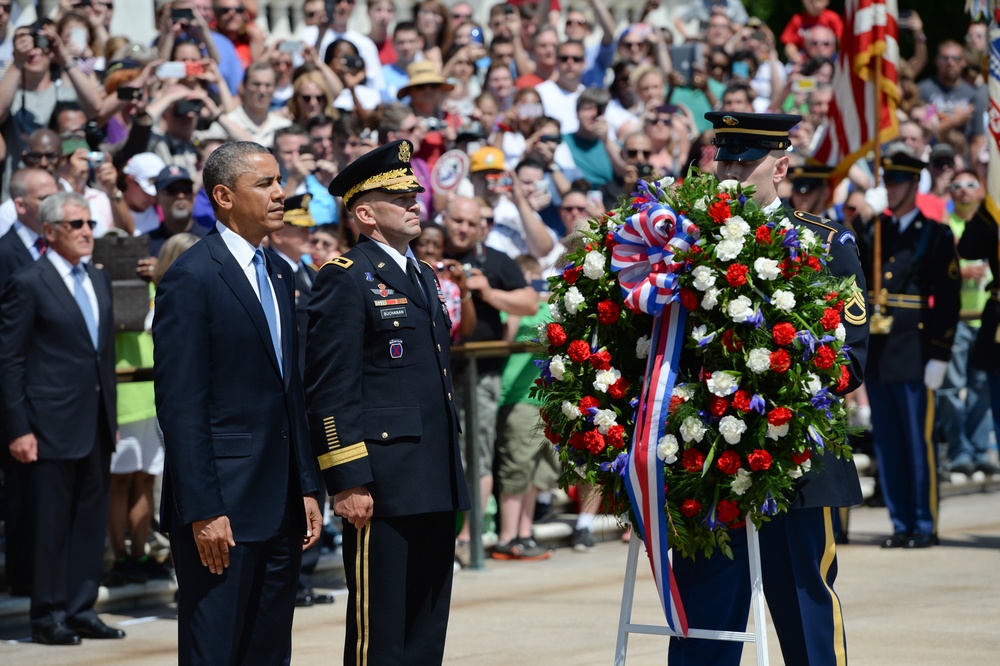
[1,489,998,665]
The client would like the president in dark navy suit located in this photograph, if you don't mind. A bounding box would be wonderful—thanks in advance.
[0,191,122,645]
[154,141,322,665]
[306,140,470,665]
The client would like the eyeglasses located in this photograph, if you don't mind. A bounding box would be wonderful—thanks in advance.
[625,148,651,158]
[622,41,645,49]
[164,183,193,196]
[560,206,587,213]
[807,40,834,47]
[24,152,62,163]
[538,134,561,144]
[558,55,584,63]
[215,6,245,16]
[61,219,97,230]
[566,18,589,27]
[938,54,963,62]
[950,180,979,191]
[883,173,916,185]
[931,159,955,170]
[299,94,326,103]
[0,3,13,12]
[483,216,494,225]
[645,116,672,126]
[452,12,472,20]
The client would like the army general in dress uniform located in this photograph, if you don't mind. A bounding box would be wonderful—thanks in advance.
[853,148,961,550]
[666,112,869,666]
[305,140,470,665]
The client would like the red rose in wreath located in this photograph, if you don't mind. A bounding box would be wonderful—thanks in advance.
[546,323,567,347]
[772,322,796,347]
[597,300,621,325]
[716,499,741,525]
[767,406,793,426]
[567,339,591,363]
[747,449,773,471]
[716,450,741,475]
[770,349,791,374]
[590,349,612,370]
[813,345,836,370]
[680,499,702,517]
[681,448,706,473]
[820,307,841,331]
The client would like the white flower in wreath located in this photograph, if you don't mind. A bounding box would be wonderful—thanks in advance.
[563,286,585,314]
[607,220,619,233]
[657,176,676,190]
[593,368,622,393]
[656,434,679,464]
[778,216,793,230]
[721,216,751,241]
[799,227,818,249]
[731,468,752,496]
[537,326,549,346]
[753,257,780,281]
[718,179,740,193]
[693,195,711,211]
[716,238,744,262]
[550,302,564,322]
[561,401,581,419]
[593,409,618,434]
[549,354,567,381]
[803,373,823,396]
[691,324,711,345]
[691,265,717,291]
[702,286,721,310]
[673,383,694,401]
[679,416,707,443]
[747,348,772,374]
[835,323,846,343]
[772,289,796,312]
[707,371,739,397]
[767,422,789,440]
[789,457,812,479]
[728,295,754,322]
[719,415,747,444]
[582,251,606,280]
[635,335,651,359]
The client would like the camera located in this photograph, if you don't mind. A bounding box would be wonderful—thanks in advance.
[422,117,446,131]
[117,86,143,101]
[86,151,105,167]
[174,98,204,116]
[171,7,195,22]
[636,162,655,179]
[502,5,515,15]
[343,55,365,71]
[279,40,303,54]
[32,31,51,51]
[435,262,447,273]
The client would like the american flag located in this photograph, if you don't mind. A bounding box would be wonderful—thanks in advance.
[812,0,901,177]
[984,7,1000,219]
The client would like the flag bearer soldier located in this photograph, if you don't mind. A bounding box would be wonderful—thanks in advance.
[305,140,470,665]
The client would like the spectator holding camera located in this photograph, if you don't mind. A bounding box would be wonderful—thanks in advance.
[144,85,227,175]
[400,62,459,168]
[0,20,103,195]
[300,0,386,96]
[325,38,380,119]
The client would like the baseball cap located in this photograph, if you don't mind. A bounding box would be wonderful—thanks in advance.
[154,165,194,192]
[123,153,167,196]
[470,146,505,173]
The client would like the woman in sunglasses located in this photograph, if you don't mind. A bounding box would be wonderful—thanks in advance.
[286,70,337,127]
[414,0,452,71]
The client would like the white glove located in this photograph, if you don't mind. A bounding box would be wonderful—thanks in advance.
[923,359,948,390]
[864,185,888,215]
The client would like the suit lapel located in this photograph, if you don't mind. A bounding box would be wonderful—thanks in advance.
[207,234,283,379]
[38,257,92,343]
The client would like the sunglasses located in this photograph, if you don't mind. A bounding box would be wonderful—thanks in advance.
[0,3,13,11]
[931,159,954,170]
[561,206,587,213]
[164,183,193,196]
[24,151,62,163]
[626,148,651,158]
[558,55,584,63]
[483,216,495,225]
[950,180,979,191]
[883,173,916,185]
[645,116,672,126]
[566,18,589,27]
[299,94,326,103]
[61,219,97,230]
[622,41,646,48]
[452,12,471,20]
[538,134,561,144]
[215,5,245,15]
[938,54,963,62]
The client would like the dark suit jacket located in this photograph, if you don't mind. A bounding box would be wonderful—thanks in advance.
[292,261,316,374]
[957,204,1000,373]
[153,231,320,542]
[305,236,470,517]
[0,255,117,457]
[0,227,34,289]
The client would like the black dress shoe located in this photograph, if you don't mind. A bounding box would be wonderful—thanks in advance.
[977,461,1000,476]
[32,622,81,646]
[295,590,315,607]
[905,533,935,549]
[312,591,335,604]
[68,617,126,639]
[881,532,909,549]
[950,462,976,476]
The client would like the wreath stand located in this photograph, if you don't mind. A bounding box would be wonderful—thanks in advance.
[613,518,769,665]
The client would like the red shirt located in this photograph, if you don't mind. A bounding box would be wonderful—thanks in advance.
[780,10,844,49]
[374,37,396,66]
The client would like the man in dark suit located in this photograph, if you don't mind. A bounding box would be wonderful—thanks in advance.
[665,113,870,666]
[0,191,122,646]
[306,140,471,665]
[153,141,322,665]
[0,167,60,596]
[854,147,961,550]
[268,194,333,607]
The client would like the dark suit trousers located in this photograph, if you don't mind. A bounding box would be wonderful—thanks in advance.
[173,508,302,666]
[2,448,34,593]
[29,434,111,628]
[342,512,457,666]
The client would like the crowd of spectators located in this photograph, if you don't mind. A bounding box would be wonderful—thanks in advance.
[0,0,997,600]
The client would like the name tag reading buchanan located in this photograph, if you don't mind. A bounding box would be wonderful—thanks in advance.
[380,307,408,319]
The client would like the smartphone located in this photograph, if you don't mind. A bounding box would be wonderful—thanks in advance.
[586,190,604,208]
[898,9,914,25]
[517,102,543,119]
[171,7,195,22]
[86,151,105,167]
[343,54,365,71]
[792,76,816,93]
[69,27,88,50]
[117,86,143,101]
[530,278,549,293]
[279,40,303,54]
[185,61,205,77]
[62,135,89,156]
[534,179,549,197]
[731,60,750,79]
[502,4,515,14]
[156,61,187,79]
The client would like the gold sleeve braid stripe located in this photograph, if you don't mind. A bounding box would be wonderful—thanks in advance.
[323,416,340,450]
[317,443,368,470]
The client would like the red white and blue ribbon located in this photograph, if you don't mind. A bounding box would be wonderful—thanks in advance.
[611,201,699,636]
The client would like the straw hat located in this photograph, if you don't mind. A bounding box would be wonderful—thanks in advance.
[397,61,455,100]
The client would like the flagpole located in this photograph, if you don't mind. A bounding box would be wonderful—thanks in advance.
[873,54,882,190]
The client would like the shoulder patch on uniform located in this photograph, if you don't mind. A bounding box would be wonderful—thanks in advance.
[838,230,856,246]
[322,256,354,270]
[793,209,836,234]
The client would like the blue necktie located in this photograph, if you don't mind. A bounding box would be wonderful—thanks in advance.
[71,265,98,350]
[253,250,282,374]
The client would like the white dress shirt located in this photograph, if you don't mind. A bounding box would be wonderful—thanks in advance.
[47,248,99,330]
[13,221,44,261]
[216,221,282,349]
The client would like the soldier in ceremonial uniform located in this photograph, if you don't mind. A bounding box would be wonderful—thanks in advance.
[305,140,470,665]
[853,148,961,549]
[957,199,1000,460]
[666,112,869,666]
[789,163,840,221]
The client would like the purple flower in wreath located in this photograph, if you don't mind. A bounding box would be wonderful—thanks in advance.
[748,308,765,329]
[762,492,778,516]
[703,500,719,531]
[782,227,801,259]
[797,330,817,358]
[810,388,837,418]
[738,193,747,207]
[807,424,825,450]
[613,452,629,476]
[748,393,766,414]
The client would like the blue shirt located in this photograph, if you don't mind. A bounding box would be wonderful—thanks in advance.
[563,133,615,187]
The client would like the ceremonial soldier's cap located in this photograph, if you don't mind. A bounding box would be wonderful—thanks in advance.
[789,164,834,193]
[881,152,926,180]
[328,139,425,208]
[705,112,801,162]
[283,193,315,227]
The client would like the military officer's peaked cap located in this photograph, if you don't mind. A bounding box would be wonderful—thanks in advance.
[705,112,802,162]
[789,163,835,193]
[881,151,926,179]
[283,193,315,227]
[328,139,426,208]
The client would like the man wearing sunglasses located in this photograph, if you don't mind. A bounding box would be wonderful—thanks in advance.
[854,146,961,553]
[0,191,121,646]
[535,40,587,134]
[917,41,986,166]
[598,130,657,209]
[144,166,204,258]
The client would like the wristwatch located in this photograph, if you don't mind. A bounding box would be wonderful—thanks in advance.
[112,189,124,202]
